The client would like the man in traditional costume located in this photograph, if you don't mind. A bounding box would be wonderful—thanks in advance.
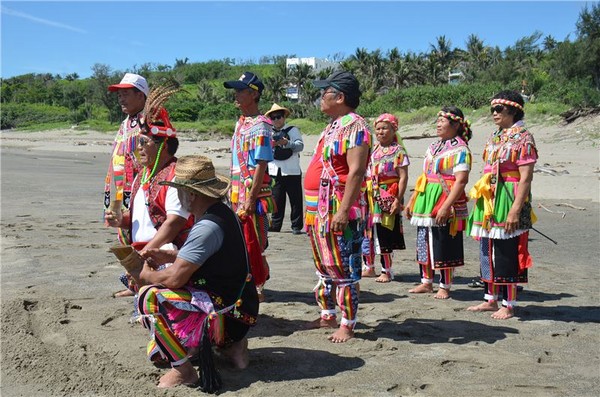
[119,155,259,391]
[105,81,193,299]
[104,73,148,297]
[467,91,538,319]
[224,72,274,302]
[304,71,371,343]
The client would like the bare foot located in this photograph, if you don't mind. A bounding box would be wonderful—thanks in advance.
[257,290,265,303]
[409,283,433,293]
[466,301,499,312]
[362,269,376,278]
[491,306,514,319]
[221,337,250,369]
[328,326,354,343]
[157,362,199,388]
[113,289,134,298]
[434,287,450,299]
[375,273,392,283]
[304,317,337,329]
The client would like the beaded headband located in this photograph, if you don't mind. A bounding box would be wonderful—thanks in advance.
[490,98,523,110]
[438,111,465,125]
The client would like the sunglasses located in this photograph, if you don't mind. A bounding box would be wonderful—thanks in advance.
[490,105,505,114]
[270,114,284,121]
[138,136,161,147]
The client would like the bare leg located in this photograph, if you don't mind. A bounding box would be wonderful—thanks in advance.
[157,361,199,388]
[434,287,450,299]
[221,337,250,369]
[409,283,433,293]
[328,325,354,343]
[491,306,514,319]
[466,301,499,312]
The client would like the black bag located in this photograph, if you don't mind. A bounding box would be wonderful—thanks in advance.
[273,126,294,160]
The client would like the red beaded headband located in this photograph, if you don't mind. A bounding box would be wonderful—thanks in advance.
[491,98,523,110]
[438,111,464,124]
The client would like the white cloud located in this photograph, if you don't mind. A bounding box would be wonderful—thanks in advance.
[1,5,87,34]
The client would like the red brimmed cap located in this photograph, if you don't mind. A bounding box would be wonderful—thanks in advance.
[108,73,149,96]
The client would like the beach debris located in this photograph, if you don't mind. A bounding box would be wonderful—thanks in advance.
[538,203,566,218]
[554,203,586,210]
[534,164,569,176]
[560,106,600,123]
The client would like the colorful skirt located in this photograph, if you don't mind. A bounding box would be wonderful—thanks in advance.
[410,182,468,233]
[468,178,535,239]
[478,233,531,284]
[416,225,464,269]
[374,216,405,254]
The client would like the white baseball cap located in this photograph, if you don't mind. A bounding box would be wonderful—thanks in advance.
[108,73,149,96]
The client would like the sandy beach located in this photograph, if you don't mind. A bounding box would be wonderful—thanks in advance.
[1,115,599,397]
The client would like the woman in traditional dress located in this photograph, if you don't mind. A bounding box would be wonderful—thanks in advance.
[404,106,472,299]
[362,113,409,283]
[466,91,537,319]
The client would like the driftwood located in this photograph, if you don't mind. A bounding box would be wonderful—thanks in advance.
[560,107,600,123]
[555,203,586,210]
[538,203,566,218]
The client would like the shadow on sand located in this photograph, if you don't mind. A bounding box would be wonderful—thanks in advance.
[359,318,518,345]
[219,346,365,392]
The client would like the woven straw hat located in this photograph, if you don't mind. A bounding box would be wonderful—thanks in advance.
[159,155,231,198]
[264,103,291,118]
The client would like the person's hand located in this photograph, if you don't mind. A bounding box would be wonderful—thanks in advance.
[505,208,520,234]
[275,137,289,147]
[331,211,349,235]
[241,198,256,215]
[141,248,178,268]
[390,199,404,215]
[435,206,452,225]
[104,210,122,227]
[403,206,412,220]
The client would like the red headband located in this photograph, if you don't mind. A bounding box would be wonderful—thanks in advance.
[491,98,523,111]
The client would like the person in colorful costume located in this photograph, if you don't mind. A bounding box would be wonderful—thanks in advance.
[362,113,409,283]
[405,106,472,299]
[224,72,274,302]
[104,73,148,297]
[304,71,371,343]
[105,81,193,299]
[466,91,538,319]
[130,155,259,391]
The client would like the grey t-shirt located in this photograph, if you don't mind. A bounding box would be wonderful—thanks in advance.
[177,219,224,266]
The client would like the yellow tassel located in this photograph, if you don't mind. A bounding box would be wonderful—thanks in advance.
[414,173,427,193]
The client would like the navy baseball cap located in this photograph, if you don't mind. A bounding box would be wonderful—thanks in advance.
[224,72,264,94]
[313,70,361,98]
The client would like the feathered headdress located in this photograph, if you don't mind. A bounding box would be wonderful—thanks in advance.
[140,78,181,137]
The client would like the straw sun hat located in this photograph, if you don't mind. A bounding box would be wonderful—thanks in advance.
[264,103,291,118]
[159,155,231,198]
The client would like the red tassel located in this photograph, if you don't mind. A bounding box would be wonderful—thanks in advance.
[518,232,533,272]
[238,214,268,286]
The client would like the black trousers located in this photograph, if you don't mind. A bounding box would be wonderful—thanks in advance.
[270,170,303,231]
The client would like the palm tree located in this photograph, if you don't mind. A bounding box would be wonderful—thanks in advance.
[289,63,315,104]
[264,74,287,103]
[428,35,455,85]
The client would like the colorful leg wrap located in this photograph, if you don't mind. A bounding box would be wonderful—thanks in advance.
[137,285,189,366]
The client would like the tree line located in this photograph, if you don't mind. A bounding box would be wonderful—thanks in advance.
[1,4,598,131]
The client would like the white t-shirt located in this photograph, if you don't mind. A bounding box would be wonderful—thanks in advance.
[131,185,190,243]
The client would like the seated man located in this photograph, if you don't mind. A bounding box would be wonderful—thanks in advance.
[127,155,259,391]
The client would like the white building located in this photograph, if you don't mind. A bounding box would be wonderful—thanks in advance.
[285,57,338,100]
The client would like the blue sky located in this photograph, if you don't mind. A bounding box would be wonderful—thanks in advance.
[0,1,592,79]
